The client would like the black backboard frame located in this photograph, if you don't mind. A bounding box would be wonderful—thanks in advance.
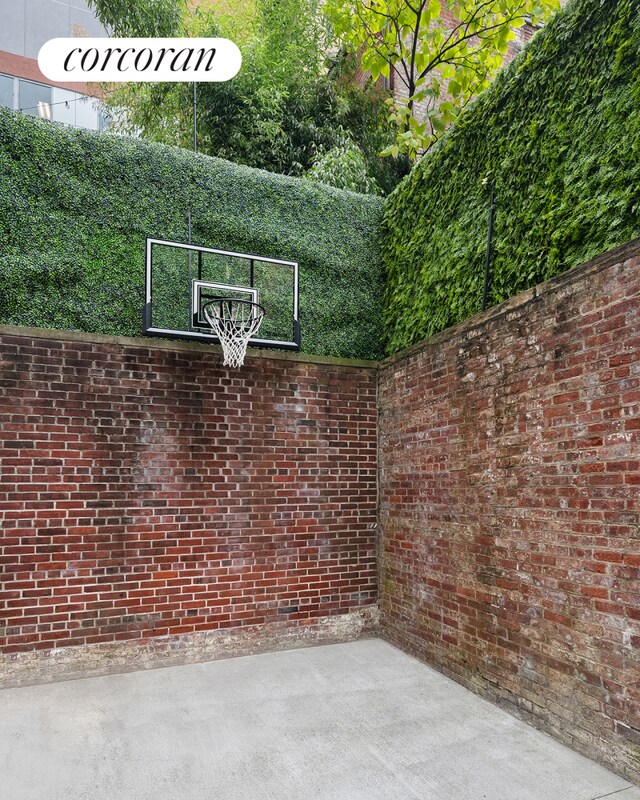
[143,238,301,350]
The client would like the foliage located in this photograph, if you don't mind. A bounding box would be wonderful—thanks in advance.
[325,0,560,158]
[95,0,403,192]
[86,0,184,36]
[0,109,384,359]
[305,141,382,195]
[381,0,640,353]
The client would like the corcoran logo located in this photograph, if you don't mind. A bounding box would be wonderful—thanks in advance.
[38,38,242,82]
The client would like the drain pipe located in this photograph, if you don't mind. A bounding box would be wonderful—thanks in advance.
[188,82,197,245]
[482,177,495,313]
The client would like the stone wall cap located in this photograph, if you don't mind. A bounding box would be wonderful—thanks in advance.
[0,325,378,370]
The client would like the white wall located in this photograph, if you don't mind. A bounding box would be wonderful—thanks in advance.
[0,0,106,59]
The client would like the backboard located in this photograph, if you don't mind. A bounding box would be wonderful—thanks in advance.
[143,238,300,350]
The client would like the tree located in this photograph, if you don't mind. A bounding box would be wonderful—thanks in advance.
[88,0,404,193]
[324,0,561,158]
[86,0,185,37]
[304,141,383,194]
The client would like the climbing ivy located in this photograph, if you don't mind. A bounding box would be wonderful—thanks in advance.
[381,0,640,353]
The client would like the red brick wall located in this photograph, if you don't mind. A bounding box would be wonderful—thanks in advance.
[379,240,640,782]
[2,238,638,782]
[0,334,378,655]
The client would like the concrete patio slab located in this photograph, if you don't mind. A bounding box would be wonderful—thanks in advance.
[0,639,636,800]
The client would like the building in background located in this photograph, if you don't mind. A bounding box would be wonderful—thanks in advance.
[1,0,570,136]
[0,0,109,130]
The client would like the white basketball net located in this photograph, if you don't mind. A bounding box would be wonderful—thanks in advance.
[203,299,265,369]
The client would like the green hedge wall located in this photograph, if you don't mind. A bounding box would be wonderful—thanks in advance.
[0,109,384,359]
[382,0,640,354]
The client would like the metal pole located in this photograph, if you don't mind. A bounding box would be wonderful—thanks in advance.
[193,82,197,154]
[482,181,495,313]
[188,83,197,245]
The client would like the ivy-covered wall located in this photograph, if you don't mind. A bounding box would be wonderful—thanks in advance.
[0,109,384,360]
[382,0,640,354]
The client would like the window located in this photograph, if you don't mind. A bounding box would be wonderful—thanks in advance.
[0,74,13,109]
[19,79,52,119]
[52,87,77,126]
[1,74,110,132]
[98,108,113,132]
[524,13,545,29]
[74,93,99,130]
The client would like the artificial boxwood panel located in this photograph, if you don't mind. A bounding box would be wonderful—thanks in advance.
[382,0,640,354]
[0,109,384,359]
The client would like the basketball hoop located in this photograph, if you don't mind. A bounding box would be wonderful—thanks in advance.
[203,297,265,368]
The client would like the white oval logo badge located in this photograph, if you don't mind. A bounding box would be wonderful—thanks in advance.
[38,38,242,82]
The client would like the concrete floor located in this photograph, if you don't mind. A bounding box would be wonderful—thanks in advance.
[1,639,638,800]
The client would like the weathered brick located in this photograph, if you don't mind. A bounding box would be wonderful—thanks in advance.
[379,243,640,784]
[0,337,378,656]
